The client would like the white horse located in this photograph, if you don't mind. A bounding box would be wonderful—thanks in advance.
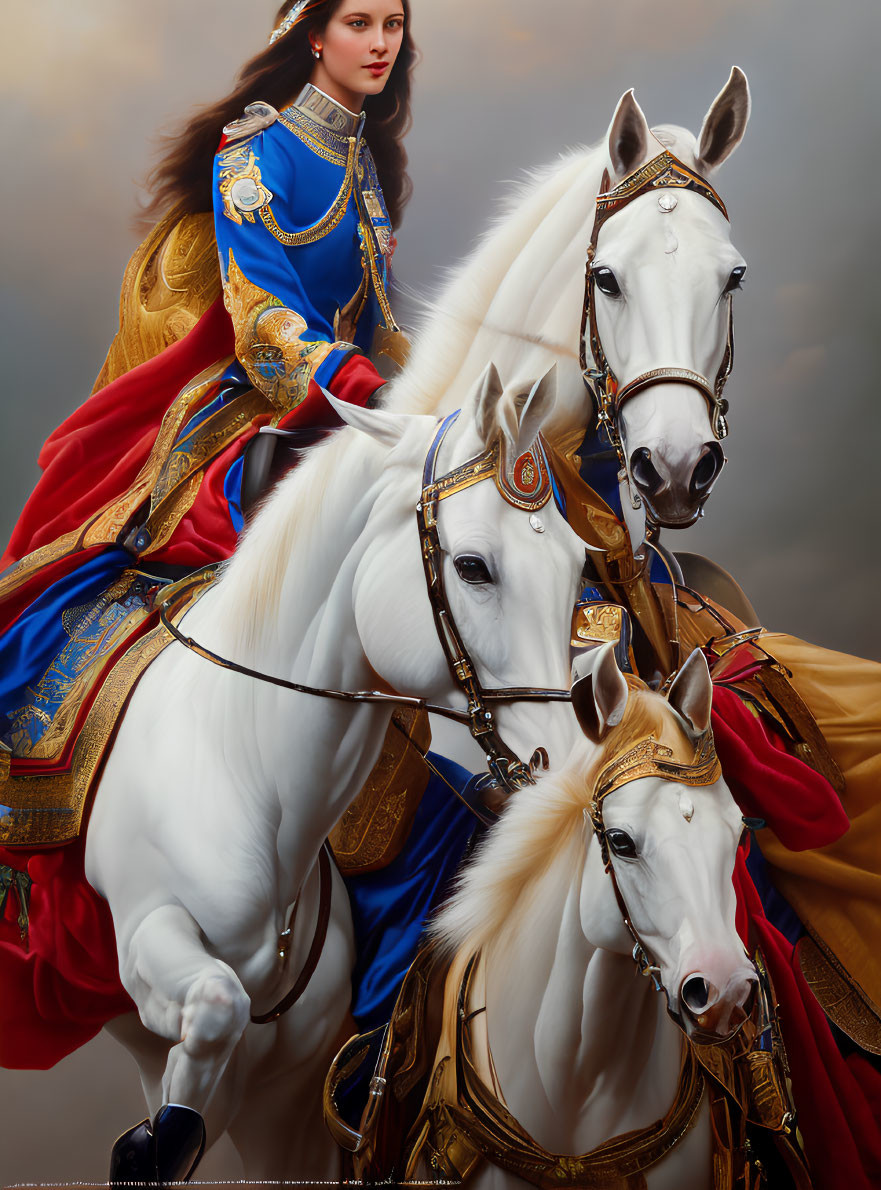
[86,365,586,1180]
[409,644,765,1189]
[389,67,751,536]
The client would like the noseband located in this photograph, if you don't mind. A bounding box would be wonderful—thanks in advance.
[579,150,736,475]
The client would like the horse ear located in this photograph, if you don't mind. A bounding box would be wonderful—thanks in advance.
[696,66,751,172]
[322,388,415,448]
[571,642,629,744]
[498,365,558,457]
[667,648,713,737]
[473,361,506,447]
[607,89,653,181]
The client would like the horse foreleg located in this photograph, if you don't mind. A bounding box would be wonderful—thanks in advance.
[121,903,250,1117]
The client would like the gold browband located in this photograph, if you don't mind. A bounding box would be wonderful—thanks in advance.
[594,149,729,237]
[594,731,721,805]
[423,435,554,515]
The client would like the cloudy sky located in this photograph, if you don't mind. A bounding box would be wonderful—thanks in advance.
[1,0,880,1180]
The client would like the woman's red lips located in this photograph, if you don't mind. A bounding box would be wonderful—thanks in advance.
[366,63,389,75]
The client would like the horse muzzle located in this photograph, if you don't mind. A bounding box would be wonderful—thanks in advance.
[629,440,726,529]
[675,967,758,1043]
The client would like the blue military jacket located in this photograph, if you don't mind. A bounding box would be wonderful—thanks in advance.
[213,83,397,410]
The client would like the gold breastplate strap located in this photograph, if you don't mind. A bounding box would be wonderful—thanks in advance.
[422,954,705,1189]
[259,131,358,247]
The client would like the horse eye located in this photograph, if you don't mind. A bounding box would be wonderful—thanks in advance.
[723,265,747,295]
[454,554,494,585]
[593,267,622,298]
[606,828,638,859]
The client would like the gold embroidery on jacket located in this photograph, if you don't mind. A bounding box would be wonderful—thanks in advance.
[222,251,347,414]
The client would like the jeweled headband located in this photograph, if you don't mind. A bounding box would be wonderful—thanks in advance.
[269,0,324,45]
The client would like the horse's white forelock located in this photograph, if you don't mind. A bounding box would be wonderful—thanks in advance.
[648,123,701,169]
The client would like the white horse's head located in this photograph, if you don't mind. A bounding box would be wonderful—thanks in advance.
[589,68,750,527]
[572,643,756,1041]
[330,364,586,767]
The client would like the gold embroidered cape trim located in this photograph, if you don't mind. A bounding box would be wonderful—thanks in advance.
[91,210,221,395]
[0,358,235,605]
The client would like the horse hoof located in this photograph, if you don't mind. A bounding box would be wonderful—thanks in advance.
[153,1104,206,1184]
[109,1117,153,1184]
[109,1106,205,1186]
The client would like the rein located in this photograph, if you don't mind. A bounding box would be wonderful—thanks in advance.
[158,603,570,728]
[579,150,735,501]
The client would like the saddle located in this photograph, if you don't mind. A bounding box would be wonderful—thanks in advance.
[0,566,213,850]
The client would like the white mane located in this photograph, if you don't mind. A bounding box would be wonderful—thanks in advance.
[431,738,597,961]
[384,144,606,418]
[198,145,609,654]
[196,429,384,655]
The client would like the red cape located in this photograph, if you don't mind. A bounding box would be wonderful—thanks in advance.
[2,297,235,570]
[1,297,382,618]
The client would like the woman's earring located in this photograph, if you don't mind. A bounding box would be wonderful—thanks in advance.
[313,47,321,59]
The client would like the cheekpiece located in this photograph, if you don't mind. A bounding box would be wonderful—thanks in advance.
[594,730,721,807]
[269,0,319,45]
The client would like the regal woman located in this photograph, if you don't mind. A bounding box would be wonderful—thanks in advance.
[0,0,414,756]
[0,0,416,1126]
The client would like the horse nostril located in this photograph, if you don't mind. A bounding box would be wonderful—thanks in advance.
[681,975,711,1014]
[690,443,724,497]
[630,448,664,496]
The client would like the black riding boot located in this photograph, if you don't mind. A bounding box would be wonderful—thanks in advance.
[110,1104,206,1186]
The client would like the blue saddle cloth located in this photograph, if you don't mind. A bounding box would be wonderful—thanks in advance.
[343,751,478,1031]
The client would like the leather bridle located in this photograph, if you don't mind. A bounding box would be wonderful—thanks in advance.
[586,730,723,999]
[158,411,574,804]
[416,410,572,801]
[579,150,736,478]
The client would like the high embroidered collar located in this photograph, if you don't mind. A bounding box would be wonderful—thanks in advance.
[292,84,362,138]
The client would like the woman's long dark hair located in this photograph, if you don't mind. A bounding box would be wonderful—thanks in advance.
[140,0,415,229]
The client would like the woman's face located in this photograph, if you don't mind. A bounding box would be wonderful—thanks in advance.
[310,1,406,111]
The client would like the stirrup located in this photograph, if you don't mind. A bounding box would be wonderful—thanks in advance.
[109,1104,206,1186]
